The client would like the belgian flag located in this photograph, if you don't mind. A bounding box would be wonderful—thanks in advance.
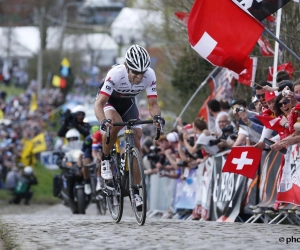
[51,75,66,88]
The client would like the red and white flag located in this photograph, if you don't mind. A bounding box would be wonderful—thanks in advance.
[222,147,262,179]
[232,57,257,86]
[188,0,264,74]
[255,115,285,133]
[257,36,274,56]
[267,62,295,82]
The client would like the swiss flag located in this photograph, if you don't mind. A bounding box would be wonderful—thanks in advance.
[188,0,264,74]
[267,62,295,82]
[255,115,285,133]
[222,146,262,179]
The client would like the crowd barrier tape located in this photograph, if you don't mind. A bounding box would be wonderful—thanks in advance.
[148,148,300,221]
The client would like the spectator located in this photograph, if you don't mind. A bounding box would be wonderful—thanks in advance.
[207,99,221,133]
[9,166,38,205]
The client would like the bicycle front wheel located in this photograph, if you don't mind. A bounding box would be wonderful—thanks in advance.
[129,147,147,226]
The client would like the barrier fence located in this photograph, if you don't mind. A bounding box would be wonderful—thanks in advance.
[148,147,300,224]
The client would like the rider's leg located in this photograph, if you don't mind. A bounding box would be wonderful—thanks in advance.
[82,152,93,195]
[101,109,122,182]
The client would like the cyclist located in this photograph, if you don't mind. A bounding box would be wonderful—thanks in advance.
[91,127,104,192]
[94,44,165,208]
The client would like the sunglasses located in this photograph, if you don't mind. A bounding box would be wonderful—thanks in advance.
[67,137,79,141]
[278,99,290,108]
[130,69,147,75]
[256,93,265,99]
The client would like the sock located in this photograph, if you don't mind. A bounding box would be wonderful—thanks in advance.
[102,154,111,160]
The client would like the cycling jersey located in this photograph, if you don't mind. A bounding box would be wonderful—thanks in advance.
[99,64,158,122]
[100,64,157,99]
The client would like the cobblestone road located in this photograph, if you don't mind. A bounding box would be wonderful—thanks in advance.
[1,199,300,250]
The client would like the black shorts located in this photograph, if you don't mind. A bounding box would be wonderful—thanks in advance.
[83,148,93,160]
[104,97,139,122]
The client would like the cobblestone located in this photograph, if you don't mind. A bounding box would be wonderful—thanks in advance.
[1,199,300,250]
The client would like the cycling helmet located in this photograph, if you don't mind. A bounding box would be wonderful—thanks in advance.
[66,128,80,140]
[125,45,151,72]
[91,125,99,135]
[24,166,33,176]
[71,105,85,117]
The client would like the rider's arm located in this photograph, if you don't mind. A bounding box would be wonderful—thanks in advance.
[147,98,161,117]
[94,94,110,123]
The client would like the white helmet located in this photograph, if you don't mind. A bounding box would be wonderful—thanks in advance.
[66,129,80,140]
[71,105,85,115]
[24,166,33,175]
[125,45,151,72]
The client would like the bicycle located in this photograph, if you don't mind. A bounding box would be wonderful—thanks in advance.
[103,118,162,226]
[85,162,107,215]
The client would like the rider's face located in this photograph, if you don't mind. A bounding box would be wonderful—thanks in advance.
[127,67,146,85]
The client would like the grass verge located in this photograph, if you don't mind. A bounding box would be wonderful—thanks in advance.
[0,222,19,250]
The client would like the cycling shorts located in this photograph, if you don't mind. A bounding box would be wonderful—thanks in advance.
[104,97,142,129]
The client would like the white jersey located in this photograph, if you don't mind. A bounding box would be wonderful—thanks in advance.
[100,64,157,99]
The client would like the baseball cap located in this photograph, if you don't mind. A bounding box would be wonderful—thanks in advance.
[265,91,277,102]
[166,132,179,142]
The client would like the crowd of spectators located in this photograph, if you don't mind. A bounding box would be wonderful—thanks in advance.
[0,86,63,194]
[139,70,300,217]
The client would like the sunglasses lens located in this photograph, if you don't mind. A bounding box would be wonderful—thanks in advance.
[131,70,146,75]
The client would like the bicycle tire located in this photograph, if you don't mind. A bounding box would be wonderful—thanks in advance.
[106,152,123,223]
[128,147,147,226]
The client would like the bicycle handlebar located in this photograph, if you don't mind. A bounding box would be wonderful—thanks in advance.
[105,119,162,144]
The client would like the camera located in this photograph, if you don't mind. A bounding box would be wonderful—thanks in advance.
[235,107,245,113]
[188,136,195,146]
[283,89,291,96]
[177,161,188,167]
[209,124,237,146]
[147,145,161,163]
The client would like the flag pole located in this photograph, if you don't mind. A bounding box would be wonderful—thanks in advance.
[173,66,219,127]
[264,21,300,64]
[272,8,282,88]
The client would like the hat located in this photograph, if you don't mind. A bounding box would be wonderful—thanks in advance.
[166,132,179,142]
[183,124,193,130]
[265,91,276,102]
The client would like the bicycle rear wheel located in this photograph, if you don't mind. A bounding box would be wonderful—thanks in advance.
[129,147,147,226]
[106,152,123,223]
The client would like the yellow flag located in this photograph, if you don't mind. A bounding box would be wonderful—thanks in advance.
[30,93,38,111]
[32,133,47,154]
[61,58,70,67]
[20,139,34,166]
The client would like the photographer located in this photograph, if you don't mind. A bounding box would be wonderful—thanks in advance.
[210,111,236,151]
[231,99,263,146]
[10,166,38,205]
[58,105,90,139]
[181,118,207,161]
